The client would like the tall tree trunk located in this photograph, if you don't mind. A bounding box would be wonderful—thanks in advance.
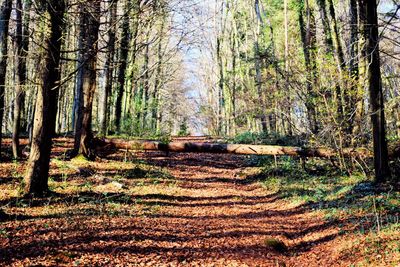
[151,15,166,133]
[0,0,11,159]
[360,0,390,182]
[24,0,65,196]
[74,1,100,158]
[72,5,85,139]
[316,0,344,126]
[327,0,345,73]
[299,0,318,134]
[353,0,367,140]
[316,0,333,53]
[99,0,117,137]
[327,0,346,124]
[229,18,238,136]
[214,1,227,135]
[284,0,293,136]
[216,36,226,136]
[141,28,151,131]
[254,0,267,133]
[12,0,31,158]
[114,0,130,134]
[346,0,359,136]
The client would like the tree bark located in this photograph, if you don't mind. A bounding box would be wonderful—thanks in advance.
[151,14,166,132]
[0,0,11,159]
[346,0,359,136]
[299,0,319,134]
[99,0,117,137]
[216,36,226,135]
[327,0,346,123]
[73,0,100,159]
[24,0,65,196]
[254,32,267,133]
[284,0,293,136]
[316,0,333,53]
[140,27,151,131]
[114,0,130,133]
[360,0,390,182]
[12,0,31,159]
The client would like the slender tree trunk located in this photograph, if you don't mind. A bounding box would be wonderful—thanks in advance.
[328,0,345,73]
[327,0,346,124]
[99,0,117,137]
[216,36,225,135]
[73,4,85,147]
[151,15,166,133]
[0,0,11,159]
[12,0,31,158]
[253,2,267,133]
[360,0,390,182]
[24,0,65,196]
[284,0,292,136]
[141,29,151,130]
[316,0,333,53]
[346,0,359,136]
[215,1,229,136]
[230,19,238,136]
[299,0,318,134]
[353,0,367,140]
[114,0,130,133]
[316,0,344,126]
[151,64,162,132]
[127,5,139,118]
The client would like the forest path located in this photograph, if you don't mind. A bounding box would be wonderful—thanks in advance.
[0,144,342,266]
[119,152,339,266]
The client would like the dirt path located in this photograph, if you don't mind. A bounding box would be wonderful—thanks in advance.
[1,151,342,266]
[114,152,338,266]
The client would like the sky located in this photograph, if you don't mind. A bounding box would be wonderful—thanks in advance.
[169,0,216,135]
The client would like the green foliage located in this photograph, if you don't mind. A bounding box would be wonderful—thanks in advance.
[152,132,172,143]
[229,132,260,144]
[229,131,307,146]
[119,115,141,137]
[177,119,190,137]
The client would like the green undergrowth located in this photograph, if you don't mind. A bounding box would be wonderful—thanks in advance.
[256,156,400,265]
[105,133,172,143]
[227,131,308,146]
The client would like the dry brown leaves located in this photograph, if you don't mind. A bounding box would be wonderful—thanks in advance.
[0,138,391,266]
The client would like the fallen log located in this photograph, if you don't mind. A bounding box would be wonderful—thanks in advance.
[100,138,378,158]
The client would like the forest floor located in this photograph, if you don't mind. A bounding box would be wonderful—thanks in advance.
[0,138,399,266]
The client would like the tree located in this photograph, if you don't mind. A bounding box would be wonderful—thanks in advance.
[99,0,117,137]
[299,0,319,134]
[12,0,32,159]
[73,0,100,158]
[360,0,390,182]
[114,0,130,133]
[151,13,166,132]
[0,0,12,159]
[24,0,65,196]
[346,0,359,137]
